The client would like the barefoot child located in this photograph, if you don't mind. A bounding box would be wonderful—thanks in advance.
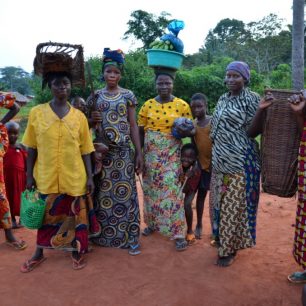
[180,143,201,245]
[0,93,27,250]
[189,93,212,240]
[4,121,27,228]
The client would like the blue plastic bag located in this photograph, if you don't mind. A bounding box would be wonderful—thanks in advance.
[161,20,185,53]
[172,117,195,139]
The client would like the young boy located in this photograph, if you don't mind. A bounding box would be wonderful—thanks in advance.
[71,96,86,113]
[4,121,27,228]
[180,143,201,245]
[190,93,212,240]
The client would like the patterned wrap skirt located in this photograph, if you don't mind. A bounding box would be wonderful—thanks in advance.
[37,194,101,254]
[143,130,186,239]
[91,146,140,248]
[293,122,306,269]
[211,142,260,257]
[0,124,12,229]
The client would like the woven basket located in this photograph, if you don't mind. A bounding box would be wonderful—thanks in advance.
[33,42,85,87]
[261,89,300,197]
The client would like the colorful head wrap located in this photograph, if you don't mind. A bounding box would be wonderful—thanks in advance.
[102,48,125,72]
[226,61,250,83]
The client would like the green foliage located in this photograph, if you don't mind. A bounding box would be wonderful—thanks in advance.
[268,64,292,89]
[123,10,172,49]
[0,66,32,94]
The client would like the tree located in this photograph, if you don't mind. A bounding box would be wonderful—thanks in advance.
[292,0,305,90]
[0,66,31,94]
[123,10,172,49]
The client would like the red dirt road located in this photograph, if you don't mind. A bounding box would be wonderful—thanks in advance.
[0,185,302,306]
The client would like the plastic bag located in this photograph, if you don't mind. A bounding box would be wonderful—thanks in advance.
[172,117,195,139]
[20,190,46,229]
[161,20,185,53]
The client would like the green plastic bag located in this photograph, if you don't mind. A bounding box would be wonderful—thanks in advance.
[20,190,46,229]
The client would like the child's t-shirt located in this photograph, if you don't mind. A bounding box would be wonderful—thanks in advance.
[194,121,212,172]
[183,161,201,196]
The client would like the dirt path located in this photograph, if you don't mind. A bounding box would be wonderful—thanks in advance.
[0,185,302,306]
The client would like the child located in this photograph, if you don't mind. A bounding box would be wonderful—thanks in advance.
[4,121,27,228]
[71,96,86,113]
[190,93,212,240]
[180,143,201,245]
[0,92,27,250]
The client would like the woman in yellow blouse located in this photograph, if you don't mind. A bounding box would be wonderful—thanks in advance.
[138,69,192,251]
[20,71,100,272]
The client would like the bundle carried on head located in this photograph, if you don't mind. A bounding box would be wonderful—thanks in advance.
[147,20,185,72]
[33,42,85,88]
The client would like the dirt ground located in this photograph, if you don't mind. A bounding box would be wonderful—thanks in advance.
[0,184,303,306]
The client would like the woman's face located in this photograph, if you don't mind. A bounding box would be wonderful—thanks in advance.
[224,70,245,94]
[50,76,71,99]
[103,65,121,87]
[156,75,173,98]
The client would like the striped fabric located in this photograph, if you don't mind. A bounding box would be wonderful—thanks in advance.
[210,88,260,174]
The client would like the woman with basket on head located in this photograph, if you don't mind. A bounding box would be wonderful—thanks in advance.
[0,92,27,250]
[20,43,99,272]
[86,48,143,255]
[138,67,193,251]
[210,61,274,267]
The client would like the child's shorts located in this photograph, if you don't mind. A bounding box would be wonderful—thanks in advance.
[198,170,211,190]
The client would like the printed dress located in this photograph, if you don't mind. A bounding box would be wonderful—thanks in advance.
[210,88,261,257]
[87,88,140,248]
[293,121,306,269]
[138,97,192,239]
[0,95,16,229]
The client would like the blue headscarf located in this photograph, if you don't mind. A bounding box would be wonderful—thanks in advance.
[226,61,250,83]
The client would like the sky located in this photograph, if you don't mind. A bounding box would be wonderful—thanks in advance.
[0,0,293,73]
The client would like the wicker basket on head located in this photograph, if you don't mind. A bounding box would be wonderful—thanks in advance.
[33,42,85,87]
[261,89,300,197]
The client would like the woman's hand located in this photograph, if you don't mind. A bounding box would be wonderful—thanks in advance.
[91,111,102,125]
[86,176,94,195]
[135,152,143,175]
[288,91,306,114]
[259,92,275,110]
[94,142,109,154]
[26,175,36,190]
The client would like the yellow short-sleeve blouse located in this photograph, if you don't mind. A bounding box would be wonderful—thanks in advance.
[138,97,192,133]
[22,103,94,196]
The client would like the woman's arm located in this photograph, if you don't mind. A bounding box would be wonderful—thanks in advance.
[26,148,37,189]
[82,154,94,195]
[247,93,274,138]
[0,102,20,125]
[128,105,143,174]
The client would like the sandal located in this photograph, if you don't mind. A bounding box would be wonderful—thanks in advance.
[128,244,141,256]
[288,272,306,284]
[71,255,86,270]
[194,226,202,239]
[142,227,154,236]
[175,238,188,252]
[210,239,220,248]
[186,233,196,246]
[20,257,47,273]
[6,240,27,250]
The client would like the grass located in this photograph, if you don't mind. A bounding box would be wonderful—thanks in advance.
[0,101,35,141]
